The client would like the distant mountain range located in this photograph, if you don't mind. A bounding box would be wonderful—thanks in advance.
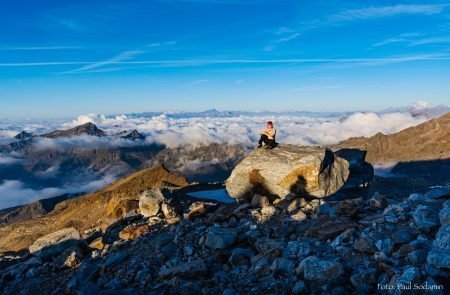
[120,102,449,119]
[382,101,450,119]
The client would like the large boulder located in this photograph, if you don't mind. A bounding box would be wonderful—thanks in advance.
[226,145,359,201]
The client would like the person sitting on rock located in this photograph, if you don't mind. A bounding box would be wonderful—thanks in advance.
[258,121,277,149]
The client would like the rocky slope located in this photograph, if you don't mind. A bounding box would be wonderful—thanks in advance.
[336,112,450,164]
[0,181,448,294]
[0,165,188,253]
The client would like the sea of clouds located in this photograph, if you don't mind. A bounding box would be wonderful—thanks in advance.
[0,101,447,209]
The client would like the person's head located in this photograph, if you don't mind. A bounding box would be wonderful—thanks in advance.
[267,121,273,128]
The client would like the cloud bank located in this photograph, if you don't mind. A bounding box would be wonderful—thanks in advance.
[58,111,429,148]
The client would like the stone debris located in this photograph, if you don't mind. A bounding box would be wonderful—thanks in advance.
[1,185,449,294]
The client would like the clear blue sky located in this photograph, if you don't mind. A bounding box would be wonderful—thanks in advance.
[1,0,450,118]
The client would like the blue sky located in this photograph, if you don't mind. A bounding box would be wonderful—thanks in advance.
[1,0,450,118]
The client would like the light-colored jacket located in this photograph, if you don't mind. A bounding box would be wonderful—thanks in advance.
[263,127,276,140]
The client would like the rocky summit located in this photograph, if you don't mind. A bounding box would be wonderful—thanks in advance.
[41,122,106,138]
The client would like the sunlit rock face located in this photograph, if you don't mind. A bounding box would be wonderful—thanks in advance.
[226,145,355,202]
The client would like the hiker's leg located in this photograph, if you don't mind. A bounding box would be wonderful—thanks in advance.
[267,139,275,148]
[259,134,268,145]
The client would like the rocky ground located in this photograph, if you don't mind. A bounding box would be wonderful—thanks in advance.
[0,182,449,294]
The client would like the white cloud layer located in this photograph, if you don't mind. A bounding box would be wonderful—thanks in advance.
[0,174,117,209]
[56,111,428,148]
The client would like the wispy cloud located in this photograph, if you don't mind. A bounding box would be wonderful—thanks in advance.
[61,50,144,74]
[373,34,450,47]
[290,85,345,92]
[235,79,244,84]
[329,4,449,22]
[2,55,450,69]
[373,37,408,47]
[264,32,300,51]
[0,46,83,51]
[145,41,177,47]
[275,32,300,43]
[409,36,450,46]
[185,79,208,86]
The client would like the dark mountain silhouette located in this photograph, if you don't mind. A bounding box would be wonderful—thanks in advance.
[41,122,106,138]
[121,130,145,141]
[14,131,32,141]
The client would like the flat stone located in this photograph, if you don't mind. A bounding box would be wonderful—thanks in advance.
[391,229,415,245]
[159,260,207,279]
[307,215,355,240]
[29,227,85,260]
[205,227,238,249]
[297,256,343,282]
[119,224,149,241]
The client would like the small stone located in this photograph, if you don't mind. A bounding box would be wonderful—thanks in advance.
[89,237,105,250]
[261,206,278,216]
[286,198,307,213]
[251,194,270,208]
[369,193,388,209]
[425,187,450,199]
[354,235,377,254]
[391,229,415,245]
[413,205,440,230]
[292,281,306,294]
[270,257,295,273]
[185,202,206,219]
[384,213,398,223]
[161,201,182,219]
[291,210,307,221]
[119,224,149,241]
[159,260,207,279]
[63,250,83,269]
[296,256,343,282]
[205,227,238,249]
[307,215,355,240]
[406,249,428,266]
[336,199,361,217]
[184,245,194,256]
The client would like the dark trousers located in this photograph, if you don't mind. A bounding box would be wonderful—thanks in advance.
[259,134,276,147]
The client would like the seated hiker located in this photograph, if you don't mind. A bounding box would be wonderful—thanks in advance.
[258,121,277,148]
